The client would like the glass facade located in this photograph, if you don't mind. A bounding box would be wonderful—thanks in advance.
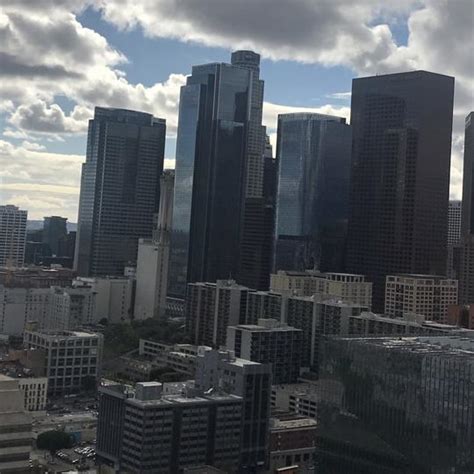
[319,336,474,473]
[346,71,454,311]
[169,61,251,297]
[75,107,166,276]
[275,113,352,272]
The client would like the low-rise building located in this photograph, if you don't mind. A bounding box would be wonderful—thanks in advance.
[23,325,103,395]
[97,381,242,473]
[17,377,48,411]
[186,280,250,347]
[226,318,303,384]
[385,274,458,323]
[73,276,135,323]
[269,415,317,474]
[139,339,212,376]
[320,334,474,472]
[270,270,372,308]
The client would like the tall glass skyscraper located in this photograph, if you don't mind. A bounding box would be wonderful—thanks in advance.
[169,51,271,296]
[75,107,166,276]
[460,112,474,303]
[274,113,352,272]
[346,71,454,311]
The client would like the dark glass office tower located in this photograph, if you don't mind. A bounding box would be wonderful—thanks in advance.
[75,107,166,276]
[169,60,250,296]
[459,112,474,303]
[275,113,352,273]
[346,71,454,311]
[43,216,67,256]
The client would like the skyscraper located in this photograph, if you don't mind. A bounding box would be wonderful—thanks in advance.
[275,113,352,272]
[74,107,166,277]
[0,205,27,268]
[460,112,474,303]
[135,170,175,320]
[169,55,251,296]
[346,71,455,311]
[43,216,67,256]
[447,200,462,278]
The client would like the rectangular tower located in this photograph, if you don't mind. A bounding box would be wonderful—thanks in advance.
[275,113,352,273]
[346,71,455,311]
[0,205,27,267]
[460,112,474,303]
[74,107,166,276]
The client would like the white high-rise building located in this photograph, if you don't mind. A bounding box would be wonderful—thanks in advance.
[0,205,27,268]
[135,170,174,320]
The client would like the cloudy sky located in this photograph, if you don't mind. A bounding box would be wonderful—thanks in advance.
[0,0,473,220]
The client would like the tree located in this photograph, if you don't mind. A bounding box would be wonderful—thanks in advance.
[37,430,73,454]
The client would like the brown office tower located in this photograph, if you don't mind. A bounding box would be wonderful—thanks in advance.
[346,71,454,311]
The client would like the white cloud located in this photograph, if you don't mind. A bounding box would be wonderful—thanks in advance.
[0,0,472,212]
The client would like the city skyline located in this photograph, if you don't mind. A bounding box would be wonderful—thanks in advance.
[0,1,472,220]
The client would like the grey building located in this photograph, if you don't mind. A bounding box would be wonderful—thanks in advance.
[43,216,67,256]
[185,280,250,347]
[74,107,166,276]
[275,113,352,273]
[0,205,27,268]
[195,348,271,473]
[460,112,474,303]
[226,318,303,384]
[169,51,271,297]
[23,327,103,395]
[97,381,242,474]
[346,71,455,312]
[320,335,474,472]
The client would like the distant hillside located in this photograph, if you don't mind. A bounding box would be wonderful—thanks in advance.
[27,220,77,232]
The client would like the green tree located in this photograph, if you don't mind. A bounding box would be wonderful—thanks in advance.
[37,430,73,454]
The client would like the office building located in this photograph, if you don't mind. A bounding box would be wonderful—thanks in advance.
[170,51,270,297]
[270,270,372,307]
[0,375,32,472]
[73,276,135,324]
[0,286,50,335]
[195,348,272,472]
[448,304,474,329]
[447,201,462,278]
[275,113,352,273]
[346,71,455,312]
[385,274,458,323]
[75,107,166,277]
[460,112,474,304]
[186,280,250,347]
[0,266,74,288]
[135,170,175,320]
[139,339,211,376]
[97,381,242,474]
[46,286,96,330]
[17,377,48,411]
[23,326,103,395]
[226,318,303,384]
[0,205,27,268]
[320,335,474,472]
[269,414,317,473]
[42,216,67,256]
